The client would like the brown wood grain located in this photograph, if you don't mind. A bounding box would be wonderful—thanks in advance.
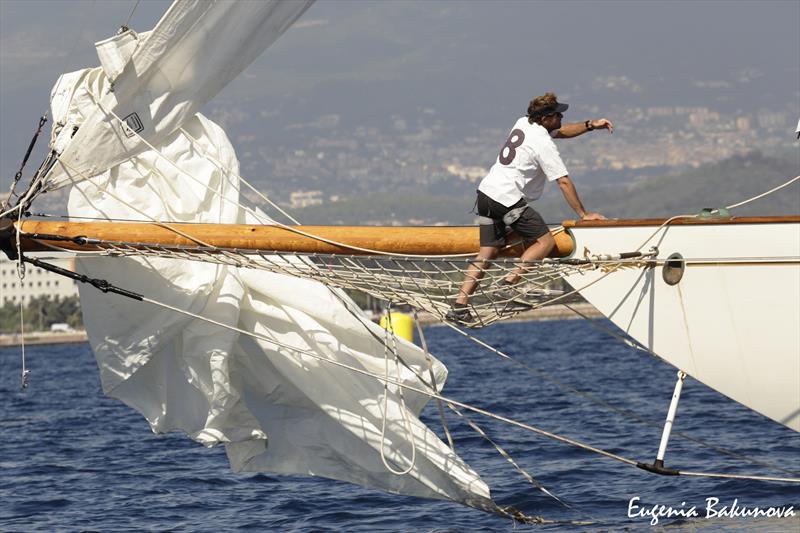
[13,221,576,257]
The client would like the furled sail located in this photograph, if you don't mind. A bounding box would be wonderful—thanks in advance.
[43,7,495,511]
[43,0,314,191]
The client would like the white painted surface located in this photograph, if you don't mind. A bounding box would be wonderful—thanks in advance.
[563,221,800,432]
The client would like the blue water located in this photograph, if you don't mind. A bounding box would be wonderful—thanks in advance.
[1,319,798,532]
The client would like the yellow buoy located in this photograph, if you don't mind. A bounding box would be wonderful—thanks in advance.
[379,312,414,343]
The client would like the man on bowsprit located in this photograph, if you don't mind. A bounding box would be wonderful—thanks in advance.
[446,92,612,325]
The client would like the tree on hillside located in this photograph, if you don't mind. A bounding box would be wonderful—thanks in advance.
[0,296,83,334]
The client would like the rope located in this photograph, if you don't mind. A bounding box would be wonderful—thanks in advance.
[679,471,800,483]
[177,126,301,225]
[725,175,800,210]
[446,403,576,509]
[86,101,478,258]
[616,174,800,254]
[17,254,800,493]
[18,236,796,479]
[442,315,800,478]
[0,203,23,219]
[295,251,576,513]
[563,302,799,475]
[51,164,230,252]
[378,305,418,476]
[412,310,455,451]
[18,298,29,389]
[104,293,647,470]
[411,315,575,510]
[23,180,525,487]
[13,88,799,490]
[18,220,603,328]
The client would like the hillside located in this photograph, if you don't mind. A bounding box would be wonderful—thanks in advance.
[293,152,799,225]
[546,151,800,220]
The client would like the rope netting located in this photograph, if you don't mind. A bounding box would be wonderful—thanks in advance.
[43,238,638,327]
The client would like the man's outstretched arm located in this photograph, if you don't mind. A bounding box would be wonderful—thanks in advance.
[556,175,606,220]
[553,118,614,139]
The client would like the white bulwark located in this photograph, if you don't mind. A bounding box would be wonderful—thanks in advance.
[0,255,79,306]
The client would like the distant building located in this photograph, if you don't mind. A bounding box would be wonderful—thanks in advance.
[647,107,674,117]
[290,190,324,209]
[736,117,751,131]
[757,112,787,130]
[0,255,79,306]
[688,109,720,126]
[444,163,486,182]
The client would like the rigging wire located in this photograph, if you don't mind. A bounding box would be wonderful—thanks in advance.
[15,217,799,477]
[105,291,800,484]
[1,115,48,213]
[9,184,796,478]
[11,212,798,478]
[321,288,577,511]
[21,252,800,486]
[14,225,800,267]
[50,100,483,258]
[35,93,800,261]
[15,232,798,477]
[9,87,800,494]
[445,313,800,478]
[177,125,301,225]
[122,0,142,31]
[412,310,455,452]
[15,126,567,507]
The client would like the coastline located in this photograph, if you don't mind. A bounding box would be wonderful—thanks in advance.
[0,330,89,347]
[0,303,602,347]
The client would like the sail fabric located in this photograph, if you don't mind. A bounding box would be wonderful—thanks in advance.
[52,65,493,508]
[44,0,314,191]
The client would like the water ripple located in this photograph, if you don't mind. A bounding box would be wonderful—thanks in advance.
[1,320,798,531]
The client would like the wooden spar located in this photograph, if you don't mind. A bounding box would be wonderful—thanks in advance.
[9,216,798,257]
[9,220,576,257]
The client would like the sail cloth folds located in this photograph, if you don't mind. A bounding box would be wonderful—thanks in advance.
[51,31,494,509]
[44,0,314,191]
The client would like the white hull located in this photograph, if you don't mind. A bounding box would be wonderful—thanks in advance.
[562,219,800,432]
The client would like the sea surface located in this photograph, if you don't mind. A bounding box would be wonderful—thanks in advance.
[1,319,798,532]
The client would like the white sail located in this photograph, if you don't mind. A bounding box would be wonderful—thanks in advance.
[44,9,494,510]
[44,0,314,190]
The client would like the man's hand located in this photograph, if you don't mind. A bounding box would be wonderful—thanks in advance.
[554,118,615,138]
[589,118,614,133]
[581,212,607,221]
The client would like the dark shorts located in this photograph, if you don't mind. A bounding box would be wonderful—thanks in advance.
[476,190,549,247]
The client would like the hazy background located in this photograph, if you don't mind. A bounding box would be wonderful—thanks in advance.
[1,0,798,222]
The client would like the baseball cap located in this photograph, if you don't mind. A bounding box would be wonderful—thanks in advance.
[527,95,569,119]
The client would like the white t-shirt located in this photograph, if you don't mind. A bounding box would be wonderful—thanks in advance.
[478,118,568,207]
